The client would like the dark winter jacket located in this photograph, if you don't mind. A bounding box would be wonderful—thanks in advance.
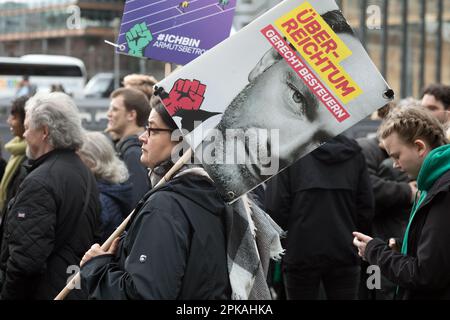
[357,137,412,240]
[116,135,150,206]
[0,149,101,300]
[97,180,133,243]
[266,135,374,267]
[365,145,450,300]
[0,158,27,222]
[81,173,231,300]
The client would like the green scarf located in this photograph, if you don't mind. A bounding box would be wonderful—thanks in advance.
[401,144,450,255]
[0,137,26,212]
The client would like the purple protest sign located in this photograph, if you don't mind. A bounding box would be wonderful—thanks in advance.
[116,0,236,65]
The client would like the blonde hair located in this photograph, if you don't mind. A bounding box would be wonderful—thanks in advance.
[123,74,158,99]
[79,131,129,184]
[378,106,448,149]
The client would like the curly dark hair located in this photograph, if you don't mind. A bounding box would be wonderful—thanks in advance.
[422,84,450,110]
[10,95,28,123]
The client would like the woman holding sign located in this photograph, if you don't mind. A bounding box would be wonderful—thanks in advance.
[79,97,231,299]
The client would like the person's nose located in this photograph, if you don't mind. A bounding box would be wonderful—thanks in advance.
[7,116,12,126]
[138,131,147,143]
[393,160,400,169]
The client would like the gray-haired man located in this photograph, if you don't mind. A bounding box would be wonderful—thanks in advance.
[0,92,100,300]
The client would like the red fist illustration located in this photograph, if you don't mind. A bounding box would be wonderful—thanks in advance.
[162,79,206,116]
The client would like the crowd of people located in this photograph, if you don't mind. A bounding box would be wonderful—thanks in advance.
[0,77,448,300]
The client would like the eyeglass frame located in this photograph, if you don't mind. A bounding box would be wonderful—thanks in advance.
[145,125,173,136]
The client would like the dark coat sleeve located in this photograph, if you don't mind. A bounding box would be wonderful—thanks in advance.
[1,178,56,299]
[80,194,190,300]
[365,192,450,291]
[355,154,375,235]
[264,169,291,231]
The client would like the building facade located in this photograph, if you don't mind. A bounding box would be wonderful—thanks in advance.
[0,0,448,98]
[0,0,163,79]
[233,0,450,99]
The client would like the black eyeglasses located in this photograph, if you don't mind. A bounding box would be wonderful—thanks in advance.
[145,125,173,135]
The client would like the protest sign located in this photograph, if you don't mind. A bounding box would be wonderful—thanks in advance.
[156,0,394,202]
[117,0,236,65]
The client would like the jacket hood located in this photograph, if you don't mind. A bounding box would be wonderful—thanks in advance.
[159,173,226,215]
[417,144,450,192]
[97,180,134,213]
[311,135,361,164]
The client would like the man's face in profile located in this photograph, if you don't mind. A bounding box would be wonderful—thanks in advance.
[218,58,321,167]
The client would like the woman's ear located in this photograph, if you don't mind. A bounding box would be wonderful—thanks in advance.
[414,139,429,158]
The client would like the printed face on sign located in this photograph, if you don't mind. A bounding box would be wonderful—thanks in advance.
[218,53,326,166]
[196,45,333,202]
[157,1,393,203]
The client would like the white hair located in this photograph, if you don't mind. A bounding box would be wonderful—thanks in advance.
[25,92,84,150]
[79,131,129,184]
[397,97,422,108]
